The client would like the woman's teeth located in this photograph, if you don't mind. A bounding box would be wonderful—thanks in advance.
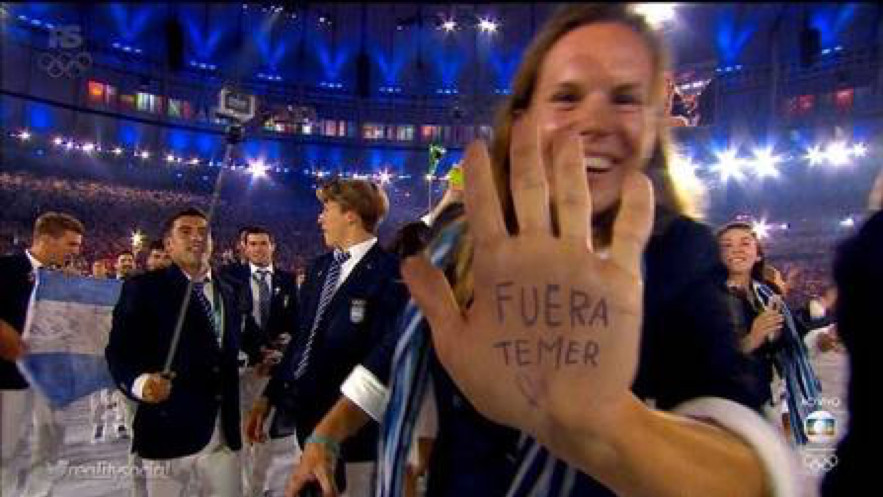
[585,156,612,172]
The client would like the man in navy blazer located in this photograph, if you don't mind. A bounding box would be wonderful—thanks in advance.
[1,212,84,497]
[219,226,298,369]
[106,207,243,496]
[219,225,298,497]
[245,178,408,497]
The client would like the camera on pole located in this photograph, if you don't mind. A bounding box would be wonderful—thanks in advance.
[217,87,256,145]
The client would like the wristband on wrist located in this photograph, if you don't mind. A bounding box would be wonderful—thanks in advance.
[306,433,341,459]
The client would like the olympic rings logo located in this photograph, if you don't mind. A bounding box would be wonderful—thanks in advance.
[39,51,92,79]
[802,453,839,473]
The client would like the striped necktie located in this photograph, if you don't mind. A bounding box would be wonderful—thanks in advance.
[254,269,271,329]
[293,250,350,378]
[192,280,221,345]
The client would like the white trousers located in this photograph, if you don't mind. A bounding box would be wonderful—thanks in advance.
[143,446,242,497]
[341,462,375,497]
[239,368,273,497]
[242,438,274,497]
[26,392,67,497]
[123,397,148,497]
[1,388,67,497]
[1,388,33,496]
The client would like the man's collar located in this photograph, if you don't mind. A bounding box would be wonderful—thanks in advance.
[25,249,43,270]
[341,237,377,262]
[177,265,213,283]
[249,262,274,275]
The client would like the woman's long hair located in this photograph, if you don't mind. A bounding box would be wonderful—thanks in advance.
[445,4,700,307]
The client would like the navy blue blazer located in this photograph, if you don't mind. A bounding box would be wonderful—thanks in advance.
[426,207,763,497]
[265,243,408,461]
[105,264,243,460]
[0,252,34,390]
[218,263,298,365]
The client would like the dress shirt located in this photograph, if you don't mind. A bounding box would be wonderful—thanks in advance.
[335,237,377,293]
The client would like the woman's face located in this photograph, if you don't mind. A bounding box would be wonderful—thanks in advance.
[530,22,659,217]
[718,228,761,277]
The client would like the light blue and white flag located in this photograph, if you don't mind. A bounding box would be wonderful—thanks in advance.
[18,269,123,408]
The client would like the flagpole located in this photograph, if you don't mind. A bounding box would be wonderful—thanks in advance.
[427,175,433,214]
[162,123,241,375]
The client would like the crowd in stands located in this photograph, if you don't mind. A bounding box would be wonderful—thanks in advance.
[0,170,441,275]
[1,171,319,272]
[1,167,856,311]
[764,227,856,307]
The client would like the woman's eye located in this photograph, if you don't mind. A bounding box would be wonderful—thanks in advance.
[551,91,579,104]
[613,93,642,105]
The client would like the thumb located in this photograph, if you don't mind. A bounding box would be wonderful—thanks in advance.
[316,468,336,497]
[401,255,465,366]
[286,471,314,497]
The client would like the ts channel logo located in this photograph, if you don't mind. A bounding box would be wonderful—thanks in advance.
[40,26,92,79]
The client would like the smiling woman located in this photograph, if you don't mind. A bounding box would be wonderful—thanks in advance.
[384,4,799,497]
[717,221,821,445]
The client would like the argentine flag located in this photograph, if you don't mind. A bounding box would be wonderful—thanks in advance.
[18,269,123,408]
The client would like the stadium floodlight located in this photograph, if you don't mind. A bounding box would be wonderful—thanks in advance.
[752,218,771,240]
[711,148,744,183]
[825,142,851,167]
[851,142,867,158]
[805,145,825,166]
[377,170,393,185]
[633,4,677,27]
[749,147,781,179]
[248,160,268,178]
[477,18,498,33]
